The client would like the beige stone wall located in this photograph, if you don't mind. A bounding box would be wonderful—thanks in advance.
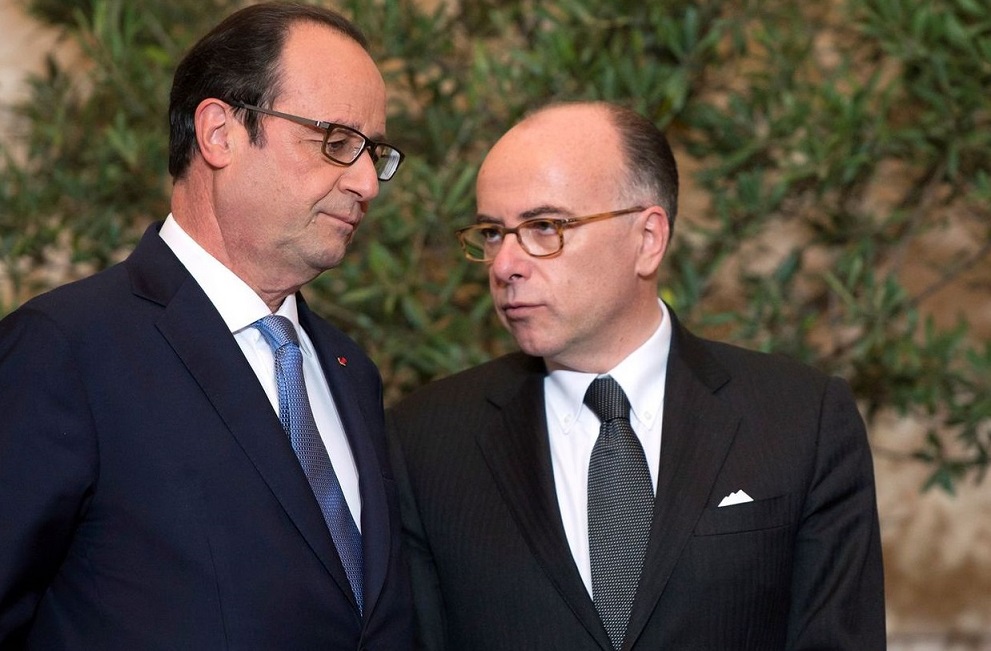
[1,1,989,647]
[877,411,991,649]
[0,0,64,135]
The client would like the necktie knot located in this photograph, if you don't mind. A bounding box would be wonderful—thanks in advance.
[583,376,631,424]
[253,314,299,352]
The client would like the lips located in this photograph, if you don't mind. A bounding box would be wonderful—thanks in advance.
[330,213,360,228]
[500,302,541,318]
[316,212,362,240]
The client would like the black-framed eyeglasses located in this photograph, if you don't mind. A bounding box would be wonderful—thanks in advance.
[230,101,405,181]
[456,206,646,262]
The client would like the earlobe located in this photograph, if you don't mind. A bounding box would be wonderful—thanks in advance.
[194,99,235,169]
[636,207,670,277]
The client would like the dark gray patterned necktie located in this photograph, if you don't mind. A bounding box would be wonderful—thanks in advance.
[253,315,364,614]
[585,376,654,650]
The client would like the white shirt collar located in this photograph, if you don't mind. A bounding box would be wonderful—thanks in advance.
[158,214,300,336]
[545,299,672,433]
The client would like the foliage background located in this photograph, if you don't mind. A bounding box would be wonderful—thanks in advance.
[3,0,991,641]
[1,0,989,490]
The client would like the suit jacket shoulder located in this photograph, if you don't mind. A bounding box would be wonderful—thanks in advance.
[393,352,541,414]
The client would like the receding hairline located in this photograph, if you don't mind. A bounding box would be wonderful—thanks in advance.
[495,100,678,224]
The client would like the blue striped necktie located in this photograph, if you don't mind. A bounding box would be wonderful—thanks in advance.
[253,314,364,614]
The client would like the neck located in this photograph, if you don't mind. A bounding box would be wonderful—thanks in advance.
[171,183,301,313]
[546,298,663,374]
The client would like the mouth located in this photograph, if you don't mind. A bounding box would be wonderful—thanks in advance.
[332,212,361,227]
[500,302,541,319]
[316,210,363,233]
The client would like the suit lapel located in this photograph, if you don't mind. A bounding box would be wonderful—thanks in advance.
[475,356,614,651]
[126,226,356,608]
[624,314,740,648]
[300,303,390,619]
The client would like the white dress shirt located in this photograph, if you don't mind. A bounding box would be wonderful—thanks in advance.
[159,214,361,529]
[544,299,672,594]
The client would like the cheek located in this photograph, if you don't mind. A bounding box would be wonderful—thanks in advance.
[270,146,339,197]
[566,260,628,314]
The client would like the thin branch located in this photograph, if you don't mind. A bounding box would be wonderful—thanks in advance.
[909,234,991,309]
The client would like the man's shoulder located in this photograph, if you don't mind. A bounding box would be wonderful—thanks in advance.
[9,224,173,323]
[707,336,824,375]
[391,352,539,413]
[7,262,131,325]
[679,326,835,401]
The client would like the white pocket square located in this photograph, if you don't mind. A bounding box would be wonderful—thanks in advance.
[717,490,754,507]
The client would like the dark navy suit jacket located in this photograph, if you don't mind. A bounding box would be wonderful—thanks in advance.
[0,223,412,649]
[389,310,885,650]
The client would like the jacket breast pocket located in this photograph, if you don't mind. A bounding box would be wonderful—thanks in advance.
[692,493,794,536]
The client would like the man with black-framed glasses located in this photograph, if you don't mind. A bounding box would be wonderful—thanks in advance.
[0,3,412,648]
[228,101,404,182]
[388,101,885,650]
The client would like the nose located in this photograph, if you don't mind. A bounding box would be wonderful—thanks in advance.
[489,231,530,284]
[339,149,381,201]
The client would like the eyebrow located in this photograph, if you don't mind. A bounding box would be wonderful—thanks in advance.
[475,204,572,224]
[355,126,388,142]
[333,118,386,143]
[306,115,387,143]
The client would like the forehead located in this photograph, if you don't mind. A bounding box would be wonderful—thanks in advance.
[476,107,625,217]
[276,22,387,134]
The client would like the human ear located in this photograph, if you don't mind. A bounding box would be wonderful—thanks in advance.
[635,206,670,277]
[193,98,235,169]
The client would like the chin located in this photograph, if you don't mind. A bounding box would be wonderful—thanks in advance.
[309,246,348,272]
[511,334,557,359]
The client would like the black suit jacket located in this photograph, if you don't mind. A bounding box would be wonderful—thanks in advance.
[0,224,412,649]
[388,311,885,650]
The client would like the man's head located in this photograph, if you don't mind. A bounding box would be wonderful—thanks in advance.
[470,101,679,372]
[168,2,370,180]
[168,2,399,308]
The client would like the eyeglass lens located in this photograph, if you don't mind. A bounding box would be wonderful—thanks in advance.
[461,220,562,260]
[323,127,401,181]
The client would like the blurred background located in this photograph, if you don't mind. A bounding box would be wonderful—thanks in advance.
[1,0,989,646]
